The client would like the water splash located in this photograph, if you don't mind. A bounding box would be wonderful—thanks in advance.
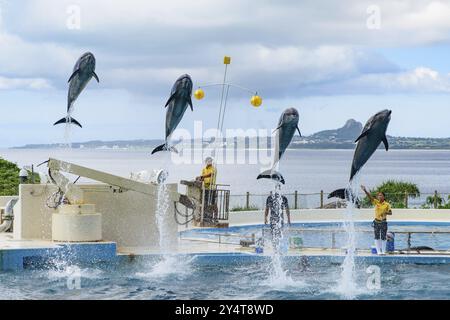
[63,110,75,149]
[336,176,361,299]
[156,182,170,253]
[265,184,298,288]
[136,255,194,279]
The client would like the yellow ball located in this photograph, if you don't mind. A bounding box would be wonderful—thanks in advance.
[251,95,262,107]
[194,89,205,100]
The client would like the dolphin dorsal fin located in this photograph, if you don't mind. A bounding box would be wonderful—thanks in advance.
[382,136,389,151]
[68,69,80,83]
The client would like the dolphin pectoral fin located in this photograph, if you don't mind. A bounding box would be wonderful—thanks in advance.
[297,126,302,137]
[188,96,194,111]
[355,129,371,143]
[53,117,83,128]
[92,72,100,83]
[165,93,177,108]
[257,170,285,185]
[68,70,80,83]
[272,125,282,135]
[382,136,389,151]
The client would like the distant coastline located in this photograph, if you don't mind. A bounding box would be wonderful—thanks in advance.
[11,119,450,150]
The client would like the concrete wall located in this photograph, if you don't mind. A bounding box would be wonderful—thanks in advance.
[14,184,179,249]
[229,208,450,226]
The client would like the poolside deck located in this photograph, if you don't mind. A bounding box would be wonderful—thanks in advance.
[118,238,450,265]
[1,231,450,271]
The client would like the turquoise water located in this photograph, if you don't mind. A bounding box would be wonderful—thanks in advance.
[0,256,449,300]
[0,222,449,300]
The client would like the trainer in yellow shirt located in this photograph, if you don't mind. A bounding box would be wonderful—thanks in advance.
[372,198,392,222]
[361,185,393,255]
[198,157,216,189]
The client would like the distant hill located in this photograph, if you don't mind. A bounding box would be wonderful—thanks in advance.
[12,121,450,150]
[309,119,363,141]
[291,119,450,149]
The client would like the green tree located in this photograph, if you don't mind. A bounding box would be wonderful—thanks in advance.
[362,180,420,208]
[0,158,40,196]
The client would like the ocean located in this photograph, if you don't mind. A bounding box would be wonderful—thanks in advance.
[2,148,450,198]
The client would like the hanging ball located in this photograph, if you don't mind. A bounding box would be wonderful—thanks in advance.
[251,95,263,107]
[194,89,205,100]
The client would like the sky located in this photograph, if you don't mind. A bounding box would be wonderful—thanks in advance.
[0,0,450,147]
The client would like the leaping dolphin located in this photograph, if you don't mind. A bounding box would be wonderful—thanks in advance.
[54,52,99,128]
[329,109,392,201]
[152,74,194,155]
[257,108,301,184]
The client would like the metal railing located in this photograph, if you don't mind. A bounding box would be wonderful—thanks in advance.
[229,191,450,211]
[201,184,231,223]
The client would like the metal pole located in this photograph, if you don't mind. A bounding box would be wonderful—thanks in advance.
[246,192,250,210]
[31,165,35,184]
[404,191,408,208]
[407,233,412,250]
[434,190,438,209]
[320,190,324,209]
[294,191,298,210]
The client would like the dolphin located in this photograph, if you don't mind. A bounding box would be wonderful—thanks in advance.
[152,74,194,155]
[257,108,301,184]
[54,52,99,128]
[328,109,392,201]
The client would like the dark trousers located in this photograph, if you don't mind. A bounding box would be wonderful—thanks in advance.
[373,220,388,240]
[204,189,217,222]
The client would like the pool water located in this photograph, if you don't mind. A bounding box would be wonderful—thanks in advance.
[1,222,449,300]
[0,256,449,300]
[183,222,450,251]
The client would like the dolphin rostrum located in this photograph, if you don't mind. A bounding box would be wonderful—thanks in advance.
[152,74,194,155]
[257,108,301,184]
[328,109,392,201]
[54,52,99,128]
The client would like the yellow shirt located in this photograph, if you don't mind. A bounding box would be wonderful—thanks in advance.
[372,199,392,221]
[202,165,216,189]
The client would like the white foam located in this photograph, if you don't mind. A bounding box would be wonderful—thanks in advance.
[136,255,194,279]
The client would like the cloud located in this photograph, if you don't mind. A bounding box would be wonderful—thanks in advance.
[0,0,449,99]
[1,0,450,147]
[0,76,52,90]
[303,67,450,96]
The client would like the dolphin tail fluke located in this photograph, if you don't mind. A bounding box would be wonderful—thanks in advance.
[328,188,361,207]
[257,170,285,185]
[151,144,179,155]
[328,188,347,200]
[53,117,82,128]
